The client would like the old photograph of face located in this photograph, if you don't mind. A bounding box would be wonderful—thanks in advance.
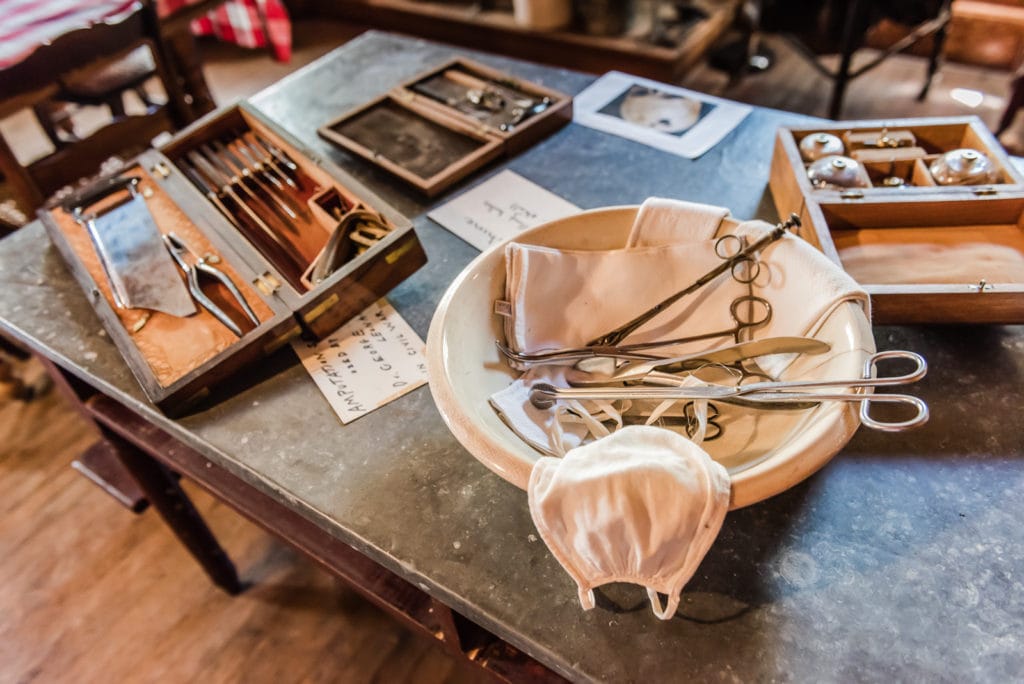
[574,71,751,159]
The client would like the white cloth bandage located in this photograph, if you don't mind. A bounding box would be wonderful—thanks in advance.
[503,239,748,355]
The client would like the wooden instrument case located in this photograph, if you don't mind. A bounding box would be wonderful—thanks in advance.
[770,116,1024,323]
[39,103,427,414]
[318,58,573,197]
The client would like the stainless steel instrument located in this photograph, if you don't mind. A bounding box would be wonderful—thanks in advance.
[163,232,260,337]
[497,335,829,370]
[65,175,197,318]
[528,350,930,433]
[569,336,832,384]
[580,215,800,348]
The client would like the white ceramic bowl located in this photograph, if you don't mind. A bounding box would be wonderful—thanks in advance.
[426,206,874,509]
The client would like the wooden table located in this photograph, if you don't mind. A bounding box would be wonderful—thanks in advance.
[2,31,1023,683]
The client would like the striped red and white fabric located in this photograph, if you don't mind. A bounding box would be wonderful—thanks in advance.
[0,0,139,70]
[162,0,292,62]
[0,0,293,72]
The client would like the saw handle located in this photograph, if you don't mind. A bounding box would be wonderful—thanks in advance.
[62,175,141,217]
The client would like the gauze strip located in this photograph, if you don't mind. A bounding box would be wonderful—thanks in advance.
[528,425,731,619]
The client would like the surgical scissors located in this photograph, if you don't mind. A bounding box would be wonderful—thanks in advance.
[163,233,260,337]
[529,350,930,432]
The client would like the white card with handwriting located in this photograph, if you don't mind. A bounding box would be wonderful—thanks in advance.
[428,169,580,251]
[293,299,427,424]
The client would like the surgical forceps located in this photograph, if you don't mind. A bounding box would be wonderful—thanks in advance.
[529,350,930,432]
[586,214,800,347]
[610,294,772,354]
[497,216,798,368]
[498,294,774,368]
[163,233,260,337]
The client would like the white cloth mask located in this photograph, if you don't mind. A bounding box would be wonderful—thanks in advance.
[528,425,731,620]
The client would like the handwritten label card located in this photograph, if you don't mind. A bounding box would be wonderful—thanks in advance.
[428,170,580,251]
[292,299,427,424]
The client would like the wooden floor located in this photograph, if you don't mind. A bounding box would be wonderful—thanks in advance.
[679,34,1014,132]
[3,16,1024,684]
[0,355,481,683]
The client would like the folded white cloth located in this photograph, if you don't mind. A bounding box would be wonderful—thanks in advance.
[502,238,745,355]
[501,198,869,360]
[626,197,730,247]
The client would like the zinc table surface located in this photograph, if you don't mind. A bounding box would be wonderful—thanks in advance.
[2,31,1023,683]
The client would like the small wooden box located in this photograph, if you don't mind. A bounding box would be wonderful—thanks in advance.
[769,116,1024,323]
[39,103,427,414]
[318,58,573,197]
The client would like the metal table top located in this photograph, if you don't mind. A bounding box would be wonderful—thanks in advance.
[1,31,1022,683]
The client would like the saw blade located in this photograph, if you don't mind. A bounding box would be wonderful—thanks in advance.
[87,191,197,318]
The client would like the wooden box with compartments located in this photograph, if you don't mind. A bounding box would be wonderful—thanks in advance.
[317,58,573,197]
[38,103,426,414]
[770,116,1024,323]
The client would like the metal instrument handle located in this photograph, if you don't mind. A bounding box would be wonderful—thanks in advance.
[63,175,139,216]
[736,391,930,431]
[196,261,260,326]
[186,267,243,337]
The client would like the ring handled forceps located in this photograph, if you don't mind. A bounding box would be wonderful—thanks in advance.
[586,214,801,347]
[497,296,775,369]
[529,350,930,432]
[163,233,260,337]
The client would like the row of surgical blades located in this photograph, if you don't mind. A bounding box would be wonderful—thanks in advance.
[179,132,311,280]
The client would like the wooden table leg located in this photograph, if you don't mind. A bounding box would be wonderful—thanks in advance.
[33,354,241,594]
[98,424,243,595]
[81,392,566,682]
[26,352,564,681]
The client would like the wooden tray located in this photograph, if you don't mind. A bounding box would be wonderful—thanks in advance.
[39,103,426,414]
[769,116,1024,323]
[318,58,572,196]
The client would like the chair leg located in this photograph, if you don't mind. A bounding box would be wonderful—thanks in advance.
[31,102,68,148]
[0,131,44,212]
[918,5,951,101]
[106,92,127,119]
[828,0,865,119]
[997,73,1024,135]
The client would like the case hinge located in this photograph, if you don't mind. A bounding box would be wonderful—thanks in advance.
[264,325,302,353]
[301,293,340,325]
[385,238,416,264]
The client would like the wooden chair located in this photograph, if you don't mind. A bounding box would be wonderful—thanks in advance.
[760,0,953,118]
[0,0,197,213]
